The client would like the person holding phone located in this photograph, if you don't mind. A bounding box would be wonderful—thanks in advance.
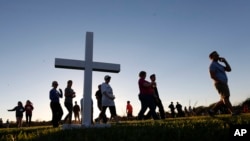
[208,51,239,116]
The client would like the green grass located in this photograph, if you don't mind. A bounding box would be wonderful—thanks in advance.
[1,114,249,141]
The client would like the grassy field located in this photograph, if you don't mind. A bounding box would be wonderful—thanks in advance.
[0,114,249,141]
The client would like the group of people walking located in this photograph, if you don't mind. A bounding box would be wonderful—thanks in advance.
[48,51,239,127]
[138,50,239,119]
[49,80,81,127]
[137,72,165,120]
[6,51,239,128]
[7,100,34,128]
[49,75,119,127]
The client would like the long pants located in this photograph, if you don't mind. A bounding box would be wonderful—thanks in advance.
[64,102,73,124]
[138,94,159,120]
[99,106,116,123]
[145,98,165,119]
[50,102,63,127]
[26,114,32,126]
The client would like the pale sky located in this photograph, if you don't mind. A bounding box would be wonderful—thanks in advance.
[1,0,250,122]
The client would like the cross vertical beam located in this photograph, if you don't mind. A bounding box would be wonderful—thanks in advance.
[83,32,93,126]
[54,32,120,127]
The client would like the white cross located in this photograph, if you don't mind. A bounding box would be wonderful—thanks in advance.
[55,32,120,127]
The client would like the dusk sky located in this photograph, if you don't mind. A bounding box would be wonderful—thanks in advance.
[1,0,250,122]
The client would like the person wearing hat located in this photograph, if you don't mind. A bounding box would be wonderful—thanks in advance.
[208,51,238,116]
[98,75,118,123]
[49,81,63,127]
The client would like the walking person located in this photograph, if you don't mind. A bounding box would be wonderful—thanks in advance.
[98,75,118,123]
[168,102,175,118]
[73,101,80,123]
[150,74,165,119]
[64,80,76,124]
[208,51,239,116]
[126,101,133,118]
[24,100,34,127]
[176,102,185,117]
[49,81,63,127]
[137,71,159,120]
[95,84,102,111]
[94,84,106,122]
[8,101,25,128]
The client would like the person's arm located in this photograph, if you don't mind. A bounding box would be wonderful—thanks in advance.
[220,58,232,72]
[8,107,16,112]
[103,91,115,100]
[143,81,155,87]
[59,88,63,98]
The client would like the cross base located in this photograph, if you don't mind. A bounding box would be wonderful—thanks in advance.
[62,123,111,130]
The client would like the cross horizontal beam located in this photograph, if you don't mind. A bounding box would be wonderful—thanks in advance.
[55,58,120,73]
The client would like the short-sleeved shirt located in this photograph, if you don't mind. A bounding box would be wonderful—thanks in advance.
[209,61,228,84]
[101,82,115,106]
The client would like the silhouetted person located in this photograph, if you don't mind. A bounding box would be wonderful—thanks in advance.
[95,84,102,111]
[145,74,166,119]
[95,84,107,123]
[24,100,34,127]
[208,51,239,116]
[98,75,118,123]
[64,80,76,124]
[150,74,165,119]
[49,81,63,127]
[176,102,184,117]
[168,102,175,118]
[6,119,9,128]
[73,101,80,123]
[126,101,133,118]
[8,101,25,128]
[137,71,159,120]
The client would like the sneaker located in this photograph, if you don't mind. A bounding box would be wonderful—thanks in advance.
[208,110,215,117]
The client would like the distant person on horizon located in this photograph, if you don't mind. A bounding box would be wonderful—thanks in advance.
[49,81,63,127]
[8,101,25,128]
[176,102,184,117]
[126,101,133,118]
[24,100,34,127]
[63,80,76,124]
[137,71,159,120]
[73,101,80,123]
[98,75,118,123]
[168,102,175,118]
[208,51,239,116]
